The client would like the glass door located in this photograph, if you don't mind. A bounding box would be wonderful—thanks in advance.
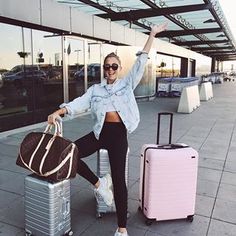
[63,36,85,101]
[64,37,103,100]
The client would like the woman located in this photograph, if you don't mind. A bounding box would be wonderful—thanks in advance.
[48,22,168,236]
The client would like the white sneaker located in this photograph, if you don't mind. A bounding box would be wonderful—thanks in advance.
[94,173,113,206]
[114,229,129,236]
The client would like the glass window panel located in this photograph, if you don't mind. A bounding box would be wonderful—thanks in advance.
[0,24,22,70]
[0,23,28,132]
[66,37,85,100]
[0,23,65,132]
[156,54,180,78]
[32,29,63,121]
[87,43,102,88]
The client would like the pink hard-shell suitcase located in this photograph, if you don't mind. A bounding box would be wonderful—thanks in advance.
[139,112,198,225]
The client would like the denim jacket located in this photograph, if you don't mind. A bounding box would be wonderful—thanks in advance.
[60,52,148,139]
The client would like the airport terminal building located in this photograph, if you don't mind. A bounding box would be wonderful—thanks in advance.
[0,0,236,133]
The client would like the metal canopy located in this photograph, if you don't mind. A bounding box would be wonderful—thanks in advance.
[56,0,236,61]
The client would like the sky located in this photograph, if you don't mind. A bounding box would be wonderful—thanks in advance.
[218,0,236,70]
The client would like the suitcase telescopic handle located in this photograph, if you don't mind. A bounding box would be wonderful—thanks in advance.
[157,112,173,144]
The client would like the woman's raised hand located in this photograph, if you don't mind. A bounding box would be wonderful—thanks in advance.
[151,22,168,37]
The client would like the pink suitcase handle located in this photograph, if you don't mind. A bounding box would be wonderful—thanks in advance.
[157,112,173,144]
[157,144,188,149]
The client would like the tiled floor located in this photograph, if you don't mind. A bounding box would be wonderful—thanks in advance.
[1,81,236,235]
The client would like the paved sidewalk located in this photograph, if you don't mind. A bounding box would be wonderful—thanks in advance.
[1,81,236,236]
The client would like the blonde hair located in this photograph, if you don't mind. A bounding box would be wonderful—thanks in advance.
[104,52,121,65]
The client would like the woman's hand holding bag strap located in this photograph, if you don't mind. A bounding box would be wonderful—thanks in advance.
[16,119,79,182]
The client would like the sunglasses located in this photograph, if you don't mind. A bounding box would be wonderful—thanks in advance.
[103,63,119,71]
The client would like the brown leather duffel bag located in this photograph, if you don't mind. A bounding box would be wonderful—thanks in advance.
[16,120,79,181]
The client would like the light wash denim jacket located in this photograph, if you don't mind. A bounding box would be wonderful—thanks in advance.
[60,52,148,139]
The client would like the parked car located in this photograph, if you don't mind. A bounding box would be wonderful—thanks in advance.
[2,65,47,85]
[69,64,83,77]
[74,63,101,81]
[3,65,39,76]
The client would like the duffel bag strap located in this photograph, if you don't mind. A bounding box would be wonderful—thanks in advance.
[38,120,64,175]
[40,143,76,178]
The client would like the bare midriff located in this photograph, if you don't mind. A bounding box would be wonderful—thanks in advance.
[105,111,122,122]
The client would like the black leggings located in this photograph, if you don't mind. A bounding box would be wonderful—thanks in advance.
[74,122,128,228]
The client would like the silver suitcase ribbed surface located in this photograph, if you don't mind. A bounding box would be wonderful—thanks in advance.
[24,174,72,236]
[96,149,129,218]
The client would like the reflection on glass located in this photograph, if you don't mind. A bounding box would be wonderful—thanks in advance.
[74,63,101,82]
[66,38,85,101]
[0,23,64,132]
[87,43,102,88]
[156,54,181,78]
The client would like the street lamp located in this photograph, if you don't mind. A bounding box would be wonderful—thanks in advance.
[74,49,81,68]
[17,51,31,82]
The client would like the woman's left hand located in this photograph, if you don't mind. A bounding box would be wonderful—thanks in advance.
[151,22,168,36]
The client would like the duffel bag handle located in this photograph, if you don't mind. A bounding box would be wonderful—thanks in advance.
[44,119,63,137]
[55,117,63,136]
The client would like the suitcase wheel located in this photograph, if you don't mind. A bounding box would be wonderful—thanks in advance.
[96,211,130,219]
[145,218,155,226]
[127,211,131,219]
[25,230,73,236]
[64,230,73,236]
[187,215,194,222]
[25,231,33,236]
[96,212,103,218]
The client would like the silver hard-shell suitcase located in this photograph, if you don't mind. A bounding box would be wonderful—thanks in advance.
[96,149,129,218]
[24,174,73,236]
